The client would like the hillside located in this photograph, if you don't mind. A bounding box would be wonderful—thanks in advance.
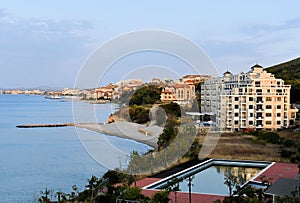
[266,57,300,103]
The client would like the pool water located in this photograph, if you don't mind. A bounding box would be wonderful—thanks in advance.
[145,160,270,196]
[177,165,262,195]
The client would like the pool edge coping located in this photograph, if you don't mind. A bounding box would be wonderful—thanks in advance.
[143,158,273,194]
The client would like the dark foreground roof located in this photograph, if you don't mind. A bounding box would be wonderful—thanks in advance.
[150,158,207,178]
[265,178,300,197]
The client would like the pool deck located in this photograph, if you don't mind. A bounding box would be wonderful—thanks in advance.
[134,160,299,203]
[134,178,225,202]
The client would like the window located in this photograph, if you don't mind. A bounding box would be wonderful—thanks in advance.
[266,105,272,109]
[235,105,239,109]
[255,81,260,87]
[277,113,281,117]
[277,105,281,109]
[257,97,263,102]
[256,89,262,94]
[277,121,281,125]
[249,105,253,109]
[234,113,239,117]
[235,97,239,101]
[249,121,253,125]
[266,97,272,101]
[267,89,271,93]
[266,121,272,125]
[250,113,253,117]
[249,97,253,101]
[266,113,272,117]
[277,97,281,102]
[234,121,239,125]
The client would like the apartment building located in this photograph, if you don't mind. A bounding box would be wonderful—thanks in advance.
[201,64,298,131]
[161,83,196,105]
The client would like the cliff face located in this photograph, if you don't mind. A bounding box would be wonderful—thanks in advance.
[107,107,130,123]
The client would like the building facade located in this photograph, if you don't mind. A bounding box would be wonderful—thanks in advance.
[161,83,196,105]
[201,64,298,131]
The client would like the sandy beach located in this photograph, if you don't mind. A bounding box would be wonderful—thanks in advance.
[75,121,163,148]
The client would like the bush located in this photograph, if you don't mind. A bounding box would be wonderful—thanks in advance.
[129,85,161,106]
[129,105,150,124]
[160,102,181,117]
[250,131,282,144]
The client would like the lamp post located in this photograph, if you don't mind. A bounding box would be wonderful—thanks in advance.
[187,176,194,203]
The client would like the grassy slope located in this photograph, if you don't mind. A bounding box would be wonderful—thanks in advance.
[197,130,300,163]
[265,57,300,103]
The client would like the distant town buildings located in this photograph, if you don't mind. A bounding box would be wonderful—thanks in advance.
[201,64,298,131]
[96,83,116,100]
[160,74,211,104]
[182,74,212,84]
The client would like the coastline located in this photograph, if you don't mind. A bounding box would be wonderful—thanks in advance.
[75,121,163,148]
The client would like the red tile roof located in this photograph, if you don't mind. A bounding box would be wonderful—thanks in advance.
[254,162,299,183]
[141,190,225,203]
[132,178,162,188]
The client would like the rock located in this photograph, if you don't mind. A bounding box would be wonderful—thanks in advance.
[108,114,115,123]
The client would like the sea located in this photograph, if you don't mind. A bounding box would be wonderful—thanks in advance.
[0,94,151,203]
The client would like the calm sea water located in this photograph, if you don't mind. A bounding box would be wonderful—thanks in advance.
[0,94,150,203]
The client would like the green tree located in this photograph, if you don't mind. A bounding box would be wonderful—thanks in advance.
[160,102,181,117]
[151,190,170,203]
[224,173,239,203]
[129,85,161,106]
[129,105,150,124]
[157,117,179,150]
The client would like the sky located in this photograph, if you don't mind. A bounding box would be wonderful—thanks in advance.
[1,0,300,88]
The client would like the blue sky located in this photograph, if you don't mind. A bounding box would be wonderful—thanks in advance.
[1,1,300,88]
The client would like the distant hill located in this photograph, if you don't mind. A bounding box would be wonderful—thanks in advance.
[265,57,300,103]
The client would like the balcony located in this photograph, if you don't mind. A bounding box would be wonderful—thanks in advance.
[256,108,264,112]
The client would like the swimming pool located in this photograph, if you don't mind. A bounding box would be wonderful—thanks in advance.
[144,159,272,195]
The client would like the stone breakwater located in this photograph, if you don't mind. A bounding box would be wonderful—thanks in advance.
[16,123,75,128]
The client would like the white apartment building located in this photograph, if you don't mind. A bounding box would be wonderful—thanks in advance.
[201,64,298,131]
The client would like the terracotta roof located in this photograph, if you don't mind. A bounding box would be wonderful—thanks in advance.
[254,162,299,183]
[141,190,225,203]
[132,178,161,188]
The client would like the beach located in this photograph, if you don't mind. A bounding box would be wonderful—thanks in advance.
[75,121,163,148]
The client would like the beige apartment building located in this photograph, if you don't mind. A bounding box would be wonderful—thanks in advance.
[160,74,212,105]
[201,64,298,131]
[161,83,196,105]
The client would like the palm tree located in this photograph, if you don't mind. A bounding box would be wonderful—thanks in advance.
[86,175,99,201]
